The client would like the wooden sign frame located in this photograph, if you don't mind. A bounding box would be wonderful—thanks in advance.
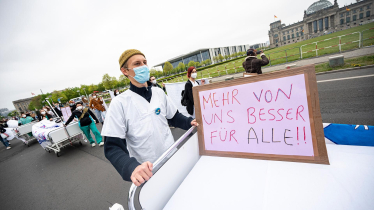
[193,65,329,164]
[243,73,258,77]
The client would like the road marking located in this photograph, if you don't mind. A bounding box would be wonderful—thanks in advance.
[317,74,374,83]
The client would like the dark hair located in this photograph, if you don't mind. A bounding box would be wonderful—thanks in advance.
[75,102,83,106]
[247,48,256,56]
[187,66,196,78]
[114,89,119,96]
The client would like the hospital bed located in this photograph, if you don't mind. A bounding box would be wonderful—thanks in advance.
[128,127,374,210]
[45,122,85,157]
[16,122,38,146]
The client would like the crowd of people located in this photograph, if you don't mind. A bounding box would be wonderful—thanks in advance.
[0,93,112,150]
[2,48,267,188]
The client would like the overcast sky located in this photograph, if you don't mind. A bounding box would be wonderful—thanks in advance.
[0,0,355,110]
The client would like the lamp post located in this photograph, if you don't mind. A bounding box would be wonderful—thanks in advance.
[48,95,54,103]
[44,98,63,122]
[82,88,88,98]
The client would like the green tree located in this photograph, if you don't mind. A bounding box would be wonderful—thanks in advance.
[88,84,98,94]
[30,95,43,109]
[97,82,105,92]
[112,76,119,89]
[119,75,130,88]
[63,88,79,100]
[163,62,173,74]
[102,74,113,90]
[8,110,18,117]
[79,85,89,96]
[218,54,224,62]
[187,60,195,68]
[28,101,35,110]
[150,68,158,77]
[204,59,211,65]
[51,91,68,104]
[177,62,186,72]
[195,61,201,67]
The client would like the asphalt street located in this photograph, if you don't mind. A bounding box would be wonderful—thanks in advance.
[0,67,373,210]
[317,67,374,125]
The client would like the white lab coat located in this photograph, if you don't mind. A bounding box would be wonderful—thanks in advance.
[102,87,177,164]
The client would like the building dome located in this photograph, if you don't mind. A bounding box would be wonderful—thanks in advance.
[306,0,333,15]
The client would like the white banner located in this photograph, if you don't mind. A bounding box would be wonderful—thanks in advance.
[165,82,190,117]
[164,79,209,118]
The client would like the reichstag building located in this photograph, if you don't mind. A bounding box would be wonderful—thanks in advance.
[268,0,374,48]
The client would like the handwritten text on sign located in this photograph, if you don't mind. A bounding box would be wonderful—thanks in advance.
[199,74,314,156]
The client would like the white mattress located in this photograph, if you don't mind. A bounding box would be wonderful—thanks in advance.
[164,144,374,210]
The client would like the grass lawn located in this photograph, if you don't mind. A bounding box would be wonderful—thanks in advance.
[315,54,374,73]
[163,22,374,84]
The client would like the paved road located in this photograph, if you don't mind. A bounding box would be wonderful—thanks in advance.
[0,68,373,210]
[317,67,374,125]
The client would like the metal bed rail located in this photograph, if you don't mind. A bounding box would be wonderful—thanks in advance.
[16,122,38,146]
[45,122,85,157]
[128,126,196,210]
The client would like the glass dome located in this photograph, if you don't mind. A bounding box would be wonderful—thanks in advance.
[306,0,333,15]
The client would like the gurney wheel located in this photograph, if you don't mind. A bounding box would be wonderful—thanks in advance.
[56,152,60,157]
[79,141,83,146]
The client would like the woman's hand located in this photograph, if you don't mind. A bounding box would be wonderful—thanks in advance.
[191,119,199,127]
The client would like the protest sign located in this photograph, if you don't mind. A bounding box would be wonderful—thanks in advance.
[193,65,329,164]
[60,107,72,122]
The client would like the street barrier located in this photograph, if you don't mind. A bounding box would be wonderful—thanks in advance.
[267,29,368,66]
[361,27,374,47]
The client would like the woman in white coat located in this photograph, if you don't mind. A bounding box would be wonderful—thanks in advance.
[102,49,198,187]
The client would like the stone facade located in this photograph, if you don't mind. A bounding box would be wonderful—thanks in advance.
[269,0,374,48]
[12,97,33,113]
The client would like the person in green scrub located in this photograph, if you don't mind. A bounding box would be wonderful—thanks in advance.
[19,112,34,125]
[18,112,35,137]
[64,102,103,147]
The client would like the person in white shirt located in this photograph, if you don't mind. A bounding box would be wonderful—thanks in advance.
[102,49,198,186]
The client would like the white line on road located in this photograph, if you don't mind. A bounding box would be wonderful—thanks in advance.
[317,74,374,83]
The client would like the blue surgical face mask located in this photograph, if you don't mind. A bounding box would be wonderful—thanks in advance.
[129,65,150,84]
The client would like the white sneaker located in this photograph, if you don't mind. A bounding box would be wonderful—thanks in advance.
[91,143,96,147]
[6,147,11,150]
[99,142,104,146]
